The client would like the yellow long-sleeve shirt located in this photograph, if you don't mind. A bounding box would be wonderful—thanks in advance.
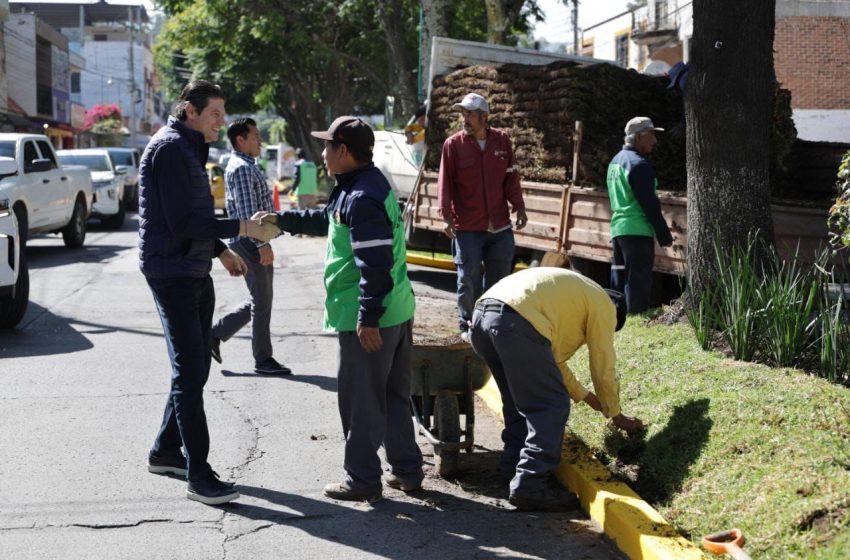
[480,267,622,418]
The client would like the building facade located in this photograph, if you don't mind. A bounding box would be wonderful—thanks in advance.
[581,0,850,142]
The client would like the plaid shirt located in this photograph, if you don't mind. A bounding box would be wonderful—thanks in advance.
[224,150,275,246]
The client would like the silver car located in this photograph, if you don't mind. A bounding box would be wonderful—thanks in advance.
[105,147,140,210]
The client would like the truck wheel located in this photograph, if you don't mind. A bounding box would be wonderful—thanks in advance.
[13,203,28,248]
[434,390,461,477]
[62,198,87,248]
[0,255,29,329]
[101,201,125,230]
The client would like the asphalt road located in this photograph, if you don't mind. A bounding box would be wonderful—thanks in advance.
[0,212,623,560]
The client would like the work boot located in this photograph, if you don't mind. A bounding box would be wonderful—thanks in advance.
[147,450,187,477]
[323,482,382,502]
[211,337,222,364]
[383,472,423,492]
[509,479,580,512]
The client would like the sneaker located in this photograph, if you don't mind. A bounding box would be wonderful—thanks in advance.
[459,331,471,344]
[211,338,222,364]
[509,483,580,512]
[323,482,382,502]
[383,472,423,492]
[186,472,240,505]
[255,357,292,375]
[147,451,188,477]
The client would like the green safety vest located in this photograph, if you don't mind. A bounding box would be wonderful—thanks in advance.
[606,161,656,238]
[297,161,318,195]
[322,192,415,332]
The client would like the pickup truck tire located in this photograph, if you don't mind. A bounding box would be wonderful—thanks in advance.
[101,201,125,230]
[0,255,29,329]
[13,203,28,248]
[62,198,87,248]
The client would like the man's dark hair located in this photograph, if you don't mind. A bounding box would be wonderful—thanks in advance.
[174,80,225,121]
[330,141,372,164]
[227,117,257,149]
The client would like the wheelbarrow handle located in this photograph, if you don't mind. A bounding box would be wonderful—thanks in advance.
[701,529,751,560]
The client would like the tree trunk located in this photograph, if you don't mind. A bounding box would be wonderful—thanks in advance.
[686,0,776,294]
[484,0,525,44]
[379,0,418,119]
[420,0,449,99]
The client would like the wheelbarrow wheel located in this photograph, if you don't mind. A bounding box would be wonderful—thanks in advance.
[434,390,460,477]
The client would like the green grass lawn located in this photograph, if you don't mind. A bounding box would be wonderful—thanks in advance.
[565,316,850,559]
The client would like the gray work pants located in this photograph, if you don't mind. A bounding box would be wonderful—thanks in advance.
[470,299,571,496]
[211,238,274,363]
[337,319,423,491]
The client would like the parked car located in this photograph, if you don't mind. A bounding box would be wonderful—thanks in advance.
[206,162,226,215]
[58,149,126,229]
[372,130,419,201]
[0,133,92,248]
[105,147,140,210]
[0,156,28,328]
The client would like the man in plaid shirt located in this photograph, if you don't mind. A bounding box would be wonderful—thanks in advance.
[211,117,291,375]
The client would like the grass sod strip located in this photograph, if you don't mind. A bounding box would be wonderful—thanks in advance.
[565,317,850,559]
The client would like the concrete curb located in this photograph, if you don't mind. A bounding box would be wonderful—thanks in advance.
[477,378,708,560]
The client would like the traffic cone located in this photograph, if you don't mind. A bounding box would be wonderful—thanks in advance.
[272,183,281,211]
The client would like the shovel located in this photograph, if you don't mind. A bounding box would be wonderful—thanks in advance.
[701,528,752,560]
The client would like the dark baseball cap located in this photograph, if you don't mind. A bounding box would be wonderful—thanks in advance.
[311,116,375,154]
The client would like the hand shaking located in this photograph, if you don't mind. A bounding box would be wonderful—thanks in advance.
[243,215,280,242]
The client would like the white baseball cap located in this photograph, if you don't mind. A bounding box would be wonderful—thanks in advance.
[625,116,664,135]
[452,93,489,113]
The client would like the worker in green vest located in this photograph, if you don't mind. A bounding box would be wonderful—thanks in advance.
[258,116,421,502]
[292,148,319,209]
[606,117,673,313]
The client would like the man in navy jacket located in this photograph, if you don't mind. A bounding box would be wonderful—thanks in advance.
[139,80,278,505]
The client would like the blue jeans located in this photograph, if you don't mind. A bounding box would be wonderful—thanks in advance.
[147,275,216,482]
[610,235,655,314]
[451,229,515,332]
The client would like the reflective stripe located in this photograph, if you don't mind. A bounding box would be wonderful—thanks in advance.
[611,265,626,270]
[350,238,393,249]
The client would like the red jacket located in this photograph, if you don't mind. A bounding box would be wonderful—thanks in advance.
[437,128,525,231]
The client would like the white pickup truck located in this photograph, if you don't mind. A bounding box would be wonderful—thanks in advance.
[0,133,93,248]
[0,157,28,328]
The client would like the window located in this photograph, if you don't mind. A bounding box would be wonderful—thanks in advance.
[0,141,15,159]
[615,34,630,68]
[23,142,39,173]
[36,141,58,169]
[71,72,81,94]
[94,34,108,41]
[58,154,111,172]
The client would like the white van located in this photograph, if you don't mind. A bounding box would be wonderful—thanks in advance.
[372,130,420,201]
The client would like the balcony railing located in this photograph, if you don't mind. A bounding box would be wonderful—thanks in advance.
[631,1,680,46]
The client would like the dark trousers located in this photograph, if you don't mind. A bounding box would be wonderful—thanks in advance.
[147,275,215,482]
[211,238,274,363]
[469,300,571,496]
[451,228,515,332]
[336,319,423,491]
[610,235,655,314]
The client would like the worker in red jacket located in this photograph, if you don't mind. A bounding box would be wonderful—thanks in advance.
[437,92,528,341]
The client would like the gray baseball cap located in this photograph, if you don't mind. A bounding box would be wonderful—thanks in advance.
[625,116,664,135]
[452,93,489,113]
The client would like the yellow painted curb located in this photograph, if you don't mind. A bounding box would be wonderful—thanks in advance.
[477,377,708,560]
[406,253,456,271]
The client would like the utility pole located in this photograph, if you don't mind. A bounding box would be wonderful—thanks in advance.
[572,0,579,55]
[128,6,137,150]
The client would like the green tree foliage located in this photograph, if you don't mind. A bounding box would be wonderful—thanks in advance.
[828,150,850,254]
[154,0,539,160]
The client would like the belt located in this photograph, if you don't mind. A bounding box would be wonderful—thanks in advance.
[474,298,516,314]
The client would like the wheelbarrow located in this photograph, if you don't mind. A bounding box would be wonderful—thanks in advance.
[409,342,490,477]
